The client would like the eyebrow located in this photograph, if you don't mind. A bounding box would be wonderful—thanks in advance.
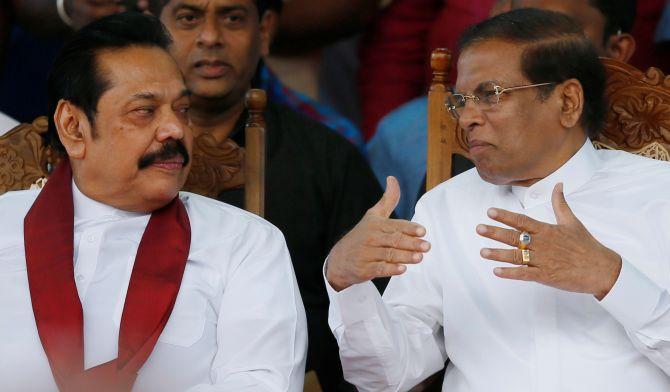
[172,2,249,14]
[129,88,191,102]
[172,3,204,15]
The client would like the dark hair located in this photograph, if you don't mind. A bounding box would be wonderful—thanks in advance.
[589,0,637,41]
[46,12,172,152]
[149,0,280,18]
[459,8,606,138]
[510,0,637,44]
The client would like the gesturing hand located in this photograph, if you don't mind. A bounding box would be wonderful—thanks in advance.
[476,183,622,300]
[326,177,431,292]
[66,0,146,30]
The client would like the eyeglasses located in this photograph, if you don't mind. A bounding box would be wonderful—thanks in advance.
[446,81,554,119]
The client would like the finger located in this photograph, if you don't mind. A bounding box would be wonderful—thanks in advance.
[551,182,580,226]
[371,262,407,278]
[370,247,424,264]
[476,224,523,248]
[487,208,544,233]
[137,0,150,11]
[367,176,401,218]
[380,218,426,237]
[369,231,431,252]
[481,248,533,266]
[493,266,541,281]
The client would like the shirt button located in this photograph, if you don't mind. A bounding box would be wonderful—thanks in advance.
[358,296,367,304]
[87,234,96,243]
[76,274,85,282]
[530,192,540,199]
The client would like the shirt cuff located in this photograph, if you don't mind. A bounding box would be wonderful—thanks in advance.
[598,258,664,331]
[324,260,384,329]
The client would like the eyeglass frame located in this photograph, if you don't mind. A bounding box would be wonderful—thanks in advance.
[446,81,555,119]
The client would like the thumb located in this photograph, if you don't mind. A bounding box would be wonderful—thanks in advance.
[368,176,401,218]
[551,183,579,226]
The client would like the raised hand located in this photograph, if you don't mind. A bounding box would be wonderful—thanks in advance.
[326,177,431,292]
[476,183,622,300]
[65,0,127,30]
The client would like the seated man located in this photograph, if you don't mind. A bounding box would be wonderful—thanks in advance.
[326,9,670,391]
[367,0,638,219]
[151,0,383,389]
[0,12,306,391]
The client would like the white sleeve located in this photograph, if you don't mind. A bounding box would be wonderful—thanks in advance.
[326,201,447,391]
[599,257,670,376]
[188,225,308,391]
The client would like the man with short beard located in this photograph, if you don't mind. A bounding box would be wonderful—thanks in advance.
[152,0,383,389]
[0,12,306,391]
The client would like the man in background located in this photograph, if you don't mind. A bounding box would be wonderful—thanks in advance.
[151,0,383,389]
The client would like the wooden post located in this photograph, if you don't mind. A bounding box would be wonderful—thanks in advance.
[426,48,454,191]
[244,89,267,217]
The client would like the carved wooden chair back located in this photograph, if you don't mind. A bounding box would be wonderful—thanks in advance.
[595,58,670,159]
[0,116,59,194]
[426,49,670,191]
[0,89,267,217]
[427,48,468,191]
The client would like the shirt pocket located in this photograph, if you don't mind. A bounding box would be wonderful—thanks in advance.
[157,285,208,347]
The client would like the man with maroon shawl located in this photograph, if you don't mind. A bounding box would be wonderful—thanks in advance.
[0,12,306,391]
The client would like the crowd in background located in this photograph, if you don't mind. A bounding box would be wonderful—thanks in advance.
[2,1,670,208]
[2,1,670,390]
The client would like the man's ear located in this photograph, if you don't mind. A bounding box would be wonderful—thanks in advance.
[54,99,87,159]
[605,33,636,63]
[558,79,584,129]
[259,10,277,58]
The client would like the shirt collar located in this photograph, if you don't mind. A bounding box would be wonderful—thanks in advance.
[510,139,601,209]
[72,180,148,222]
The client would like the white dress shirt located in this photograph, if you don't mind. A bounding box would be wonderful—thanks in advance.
[0,183,307,391]
[327,141,670,391]
[0,111,19,136]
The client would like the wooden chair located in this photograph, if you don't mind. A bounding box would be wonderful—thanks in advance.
[0,116,58,194]
[422,49,670,391]
[0,89,268,217]
[426,49,670,191]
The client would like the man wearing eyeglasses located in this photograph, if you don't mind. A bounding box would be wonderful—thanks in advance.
[325,8,670,391]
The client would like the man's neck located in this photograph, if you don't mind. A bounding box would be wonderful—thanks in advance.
[508,133,588,188]
[189,95,246,144]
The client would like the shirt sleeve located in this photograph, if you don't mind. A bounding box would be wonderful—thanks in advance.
[599,257,670,376]
[326,201,447,391]
[187,224,308,391]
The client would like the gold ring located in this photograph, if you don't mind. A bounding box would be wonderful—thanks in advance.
[519,231,531,250]
[521,249,531,265]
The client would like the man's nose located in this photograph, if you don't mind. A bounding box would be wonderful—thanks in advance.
[156,110,186,142]
[196,17,223,48]
[458,98,486,130]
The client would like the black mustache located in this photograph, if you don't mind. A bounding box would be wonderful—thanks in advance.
[138,140,190,170]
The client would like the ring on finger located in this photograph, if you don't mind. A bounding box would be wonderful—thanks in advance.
[521,249,531,265]
[519,231,532,250]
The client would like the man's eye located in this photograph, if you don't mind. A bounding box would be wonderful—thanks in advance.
[223,13,245,26]
[135,107,155,116]
[176,13,200,26]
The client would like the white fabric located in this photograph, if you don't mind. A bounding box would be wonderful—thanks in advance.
[327,141,670,391]
[0,111,19,136]
[0,183,307,391]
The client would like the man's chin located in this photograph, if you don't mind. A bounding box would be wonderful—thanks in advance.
[474,163,507,186]
[187,80,235,100]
